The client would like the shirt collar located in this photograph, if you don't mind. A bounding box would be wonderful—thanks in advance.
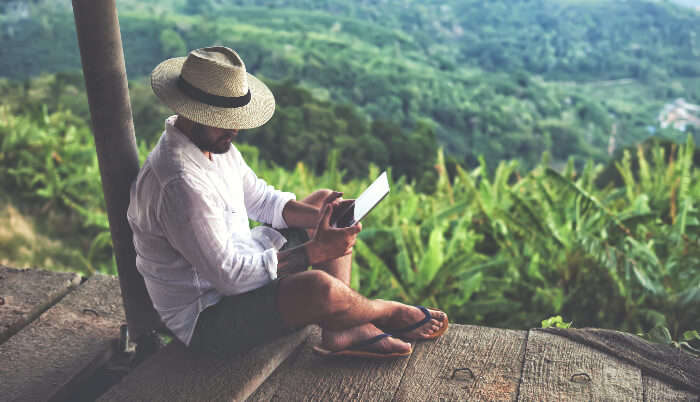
[164,115,216,171]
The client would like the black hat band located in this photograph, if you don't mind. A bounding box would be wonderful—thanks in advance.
[177,75,251,108]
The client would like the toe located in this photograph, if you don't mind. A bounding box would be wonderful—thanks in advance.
[385,337,411,354]
[397,341,411,354]
[430,309,446,321]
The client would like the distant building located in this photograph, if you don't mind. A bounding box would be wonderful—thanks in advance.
[658,98,700,132]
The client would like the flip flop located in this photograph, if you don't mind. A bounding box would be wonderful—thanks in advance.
[312,333,412,359]
[386,306,449,340]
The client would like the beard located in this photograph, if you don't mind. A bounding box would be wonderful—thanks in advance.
[190,123,233,154]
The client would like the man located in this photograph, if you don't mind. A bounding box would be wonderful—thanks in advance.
[127,46,448,358]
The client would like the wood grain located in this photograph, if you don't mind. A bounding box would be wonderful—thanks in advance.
[0,274,124,402]
[0,265,81,344]
[99,326,314,402]
[518,329,643,401]
[643,375,699,401]
[392,324,527,401]
[250,326,412,401]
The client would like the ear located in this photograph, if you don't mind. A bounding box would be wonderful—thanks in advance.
[174,115,195,134]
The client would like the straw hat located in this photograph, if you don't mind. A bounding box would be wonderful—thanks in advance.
[151,46,275,129]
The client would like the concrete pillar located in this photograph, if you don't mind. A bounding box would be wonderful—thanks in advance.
[72,0,161,343]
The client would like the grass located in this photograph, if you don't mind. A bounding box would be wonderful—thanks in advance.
[0,197,96,274]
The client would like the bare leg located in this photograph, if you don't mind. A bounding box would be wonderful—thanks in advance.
[287,191,445,352]
[277,270,446,354]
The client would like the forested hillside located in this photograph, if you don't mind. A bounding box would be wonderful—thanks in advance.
[1,0,699,170]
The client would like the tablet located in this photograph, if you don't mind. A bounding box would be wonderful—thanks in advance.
[331,171,390,228]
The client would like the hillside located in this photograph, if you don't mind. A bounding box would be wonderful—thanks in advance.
[0,0,698,171]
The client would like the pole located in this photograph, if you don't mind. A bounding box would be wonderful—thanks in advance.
[72,0,161,343]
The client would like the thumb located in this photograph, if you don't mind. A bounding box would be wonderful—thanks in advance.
[344,223,361,235]
[325,191,343,205]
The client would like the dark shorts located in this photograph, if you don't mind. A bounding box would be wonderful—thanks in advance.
[188,227,309,357]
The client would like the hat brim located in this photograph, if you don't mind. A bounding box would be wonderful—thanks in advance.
[151,57,275,130]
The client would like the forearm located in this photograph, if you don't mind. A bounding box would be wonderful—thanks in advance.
[281,200,320,229]
[276,240,326,275]
[276,242,311,276]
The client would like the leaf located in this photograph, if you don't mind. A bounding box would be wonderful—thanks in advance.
[646,326,672,344]
[679,342,700,357]
[677,286,700,306]
[632,264,660,295]
[545,167,630,235]
[458,272,483,304]
[541,315,571,329]
[639,308,667,328]
[421,199,470,229]
[509,193,565,247]
[637,144,652,193]
[417,223,446,287]
[393,228,414,285]
[353,238,406,299]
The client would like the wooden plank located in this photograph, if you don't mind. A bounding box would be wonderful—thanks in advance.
[518,330,643,401]
[540,327,700,393]
[392,324,527,401]
[643,375,699,401]
[0,265,82,344]
[98,326,314,402]
[250,326,412,401]
[0,274,125,402]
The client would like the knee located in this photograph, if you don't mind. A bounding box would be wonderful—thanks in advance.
[305,270,351,315]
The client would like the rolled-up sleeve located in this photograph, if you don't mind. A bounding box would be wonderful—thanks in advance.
[158,175,277,295]
[235,149,296,229]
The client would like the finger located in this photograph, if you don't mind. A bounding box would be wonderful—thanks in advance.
[325,191,343,204]
[347,223,362,234]
[341,225,357,235]
[321,203,333,226]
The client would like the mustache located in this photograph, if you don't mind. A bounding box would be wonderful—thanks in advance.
[219,132,235,142]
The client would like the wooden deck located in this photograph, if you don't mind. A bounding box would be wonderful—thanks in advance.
[1,264,698,401]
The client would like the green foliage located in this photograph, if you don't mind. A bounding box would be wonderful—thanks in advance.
[159,28,187,58]
[2,1,698,171]
[541,316,572,329]
[249,134,698,336]
[0,102,698,338]
[640,326,700,357]
[241,81,437,183]
[0,106,152,274]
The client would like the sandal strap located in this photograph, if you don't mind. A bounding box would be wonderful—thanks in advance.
[347,333,391,350]
[387,305,431,335]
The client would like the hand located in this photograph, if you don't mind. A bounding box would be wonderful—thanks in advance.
[305,191,342,228]
[330,198,355,228]
[305,202,362,265]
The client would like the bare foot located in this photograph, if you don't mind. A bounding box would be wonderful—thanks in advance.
[374,302,448,340]
[321,323,411,354]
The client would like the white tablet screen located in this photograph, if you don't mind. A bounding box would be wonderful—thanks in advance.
[352,171,390,224]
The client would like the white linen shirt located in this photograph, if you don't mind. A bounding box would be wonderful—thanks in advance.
[127,115,296,346]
